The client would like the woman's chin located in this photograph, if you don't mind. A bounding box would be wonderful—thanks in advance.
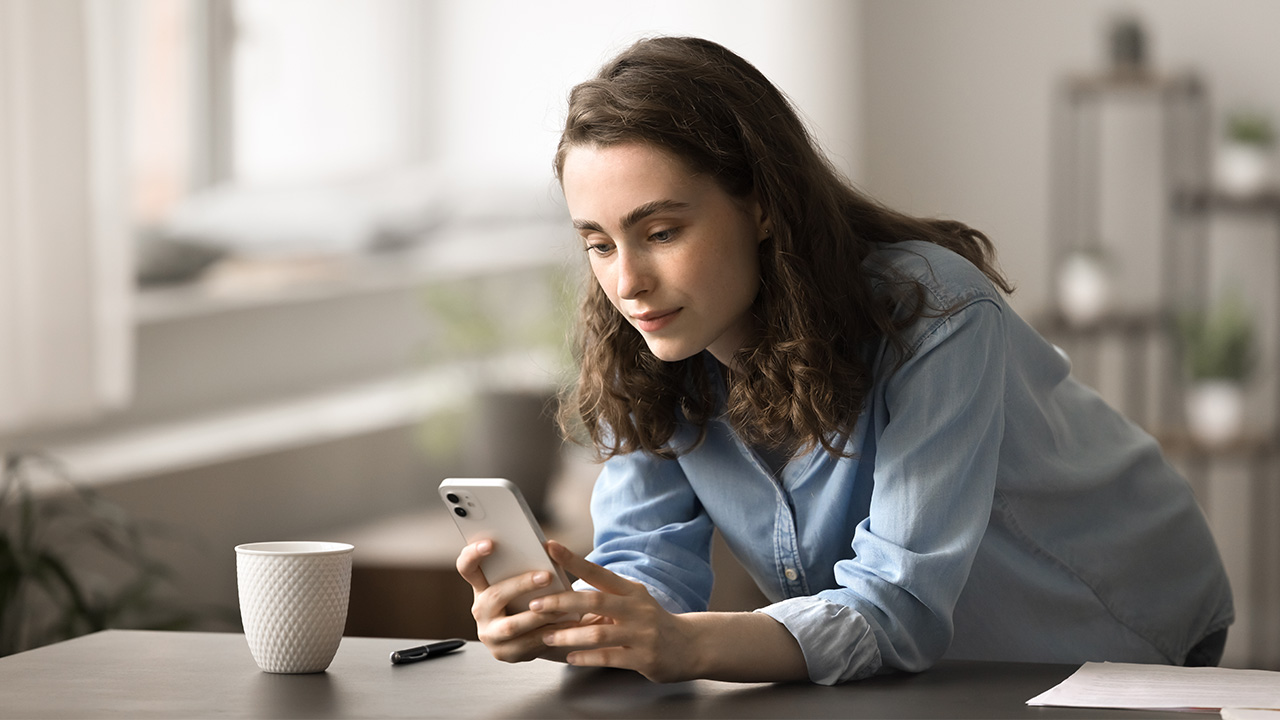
[643,339,701,363]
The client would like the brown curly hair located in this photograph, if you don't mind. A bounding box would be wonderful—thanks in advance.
[554,36,1011,461]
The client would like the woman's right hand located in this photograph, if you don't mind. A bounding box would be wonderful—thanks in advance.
[455,539,579,663]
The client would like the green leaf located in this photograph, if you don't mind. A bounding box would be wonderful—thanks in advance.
[1177,297,1256,381]
[2,451,193,656]
[1227,111,1275,147]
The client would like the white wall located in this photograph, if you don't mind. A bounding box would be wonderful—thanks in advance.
[432,0,864,186]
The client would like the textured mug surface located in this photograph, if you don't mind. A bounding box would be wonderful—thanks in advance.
[236,541,353,673]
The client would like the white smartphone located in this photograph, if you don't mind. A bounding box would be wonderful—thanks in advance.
[439,478,574,613]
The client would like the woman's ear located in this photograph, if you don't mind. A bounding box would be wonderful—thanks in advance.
[751,197,771,243]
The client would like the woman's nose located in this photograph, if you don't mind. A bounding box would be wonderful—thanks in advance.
[615,249,652,299]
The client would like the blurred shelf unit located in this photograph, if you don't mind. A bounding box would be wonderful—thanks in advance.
[1173,186,1280,216]
[1170,186,1280,442]
[1043,69,1280,474]
[1041,70,1211,437]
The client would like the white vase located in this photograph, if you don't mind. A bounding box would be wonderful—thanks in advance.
[1057,253,1110,326]
[1185,380,1245,447]
[1216,143,1272,196]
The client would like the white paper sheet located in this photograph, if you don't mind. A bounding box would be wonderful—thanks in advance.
[1026,662,1280,713]
[1220,709,1280,719]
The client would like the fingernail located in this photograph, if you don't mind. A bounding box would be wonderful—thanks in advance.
[533,571,551,586]
[528,598,544,612]
[477,540,492,553]
[542,633,556,646]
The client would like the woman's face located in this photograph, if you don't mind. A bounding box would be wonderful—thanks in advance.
[561,142,767,366]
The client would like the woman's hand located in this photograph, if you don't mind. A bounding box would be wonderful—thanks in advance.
[459,539,809,683]
[534,541,810,683]
[455,539,580,664]
[531,541,703,682]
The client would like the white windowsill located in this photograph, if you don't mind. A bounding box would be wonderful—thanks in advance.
[36,352,560,495]
[136,222,576,326]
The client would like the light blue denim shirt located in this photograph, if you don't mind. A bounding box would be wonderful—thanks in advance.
[581,240,1234,685]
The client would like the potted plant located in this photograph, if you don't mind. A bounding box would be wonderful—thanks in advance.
[1216,110,1275,196]
[1,452,192,656]
[1107,13,1148,77]
[1177,297,1256,447]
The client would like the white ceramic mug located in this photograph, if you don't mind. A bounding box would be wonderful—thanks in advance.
[236,541,353,673]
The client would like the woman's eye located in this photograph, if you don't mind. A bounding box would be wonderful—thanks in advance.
[650,228,678,243]
[585,241,614,255]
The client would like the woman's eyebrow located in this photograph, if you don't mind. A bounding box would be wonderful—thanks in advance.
[572,199,692,234]
[620,200,691,231]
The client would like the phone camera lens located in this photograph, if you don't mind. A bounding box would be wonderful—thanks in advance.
[446,493,460,504]
[453,506,468,518]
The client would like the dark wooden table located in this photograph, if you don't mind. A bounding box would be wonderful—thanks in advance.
[0,630,1189,719]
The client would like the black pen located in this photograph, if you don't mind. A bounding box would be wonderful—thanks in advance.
[390,639,466,665]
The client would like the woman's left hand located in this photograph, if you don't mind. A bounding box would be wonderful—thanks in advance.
[532,540,700,683]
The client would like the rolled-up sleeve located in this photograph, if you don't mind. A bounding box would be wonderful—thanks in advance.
[756,597,882,683]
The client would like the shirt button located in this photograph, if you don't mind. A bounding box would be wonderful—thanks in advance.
[784,568,798,581]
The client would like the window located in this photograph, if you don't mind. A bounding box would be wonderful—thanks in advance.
[129,0,206,229]
[230,0,421,184]
[128,0,429,273]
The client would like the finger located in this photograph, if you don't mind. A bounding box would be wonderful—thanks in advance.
[542,619,626,651]
[528,586,611,618]
[560,638,676,683]
[474,568,559,623]
[564,646,633,671]
[546,541,638,596]
[479,625,553,665]
[494,611,585,643]
[480,615,585,665]
[456,540,493,590]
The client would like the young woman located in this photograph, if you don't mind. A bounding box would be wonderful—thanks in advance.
[455,36,1233,685]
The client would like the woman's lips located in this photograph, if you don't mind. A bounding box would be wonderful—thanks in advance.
[632,309,681,333]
